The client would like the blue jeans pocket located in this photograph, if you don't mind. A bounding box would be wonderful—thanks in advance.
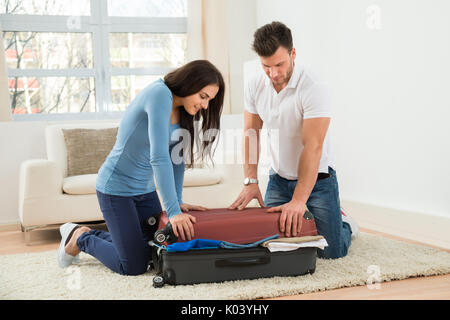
[264,173,293,207]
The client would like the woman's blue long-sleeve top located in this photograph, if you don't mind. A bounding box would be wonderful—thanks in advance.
[96,79,185,218]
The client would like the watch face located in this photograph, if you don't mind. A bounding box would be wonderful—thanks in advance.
[244,177,249,185]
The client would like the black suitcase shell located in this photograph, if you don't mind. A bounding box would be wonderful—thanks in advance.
[151,245,317,286]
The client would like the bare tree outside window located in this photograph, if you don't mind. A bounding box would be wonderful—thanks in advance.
[108,0,187,17]
[1,0,187,115]
[1,0,94,114]
[3,31,95,114]
[1,0,90,15]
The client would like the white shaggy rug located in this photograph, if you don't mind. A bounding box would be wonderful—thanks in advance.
[1,233,449,300]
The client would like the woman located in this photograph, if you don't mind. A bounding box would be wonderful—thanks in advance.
[58,60,225,275]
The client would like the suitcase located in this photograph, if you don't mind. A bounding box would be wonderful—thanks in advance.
[150,244,317,287]
[149,208,319,287]
[154,207,318,245]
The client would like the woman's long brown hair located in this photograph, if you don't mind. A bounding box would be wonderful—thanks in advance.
[164,60,225,168]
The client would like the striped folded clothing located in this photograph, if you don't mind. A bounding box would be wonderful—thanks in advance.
[261,235,328,252]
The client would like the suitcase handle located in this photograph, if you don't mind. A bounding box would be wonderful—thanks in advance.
[215,256,270,267]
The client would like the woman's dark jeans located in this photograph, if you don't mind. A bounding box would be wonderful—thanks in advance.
[76,190,162,275]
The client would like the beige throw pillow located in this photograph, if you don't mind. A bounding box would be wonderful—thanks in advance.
[62,128,118,177]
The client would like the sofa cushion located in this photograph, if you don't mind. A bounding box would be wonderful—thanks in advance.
[183,168,222,187]
[62,168,223,195]
[63,174,97,195]
[62,128,118,177]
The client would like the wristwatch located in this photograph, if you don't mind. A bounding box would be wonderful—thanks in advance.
[243,177,258,185]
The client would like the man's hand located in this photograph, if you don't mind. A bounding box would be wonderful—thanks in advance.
[228,184,265,210]
[266,199,306,237]
[169,213,197,241]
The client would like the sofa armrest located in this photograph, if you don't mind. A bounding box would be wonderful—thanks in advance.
[19,159,63,200]
[19,159,64,226]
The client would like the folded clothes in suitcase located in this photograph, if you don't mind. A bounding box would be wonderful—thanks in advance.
[149,208,320,287]
[154,207,318,245]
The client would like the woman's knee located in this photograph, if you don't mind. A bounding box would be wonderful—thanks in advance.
[118,260,149,276]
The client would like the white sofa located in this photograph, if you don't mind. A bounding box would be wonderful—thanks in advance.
[18,121,267,243]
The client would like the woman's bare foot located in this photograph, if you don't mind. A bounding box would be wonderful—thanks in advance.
[64,226,91,256]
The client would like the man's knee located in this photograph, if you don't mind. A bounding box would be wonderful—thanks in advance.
[317,244,349,259]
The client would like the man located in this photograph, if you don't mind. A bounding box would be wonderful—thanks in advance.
[229,21,359,259]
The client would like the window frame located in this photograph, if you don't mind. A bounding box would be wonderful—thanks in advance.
[1,0,187,121]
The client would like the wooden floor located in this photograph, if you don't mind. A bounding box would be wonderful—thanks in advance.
[1,225,449,300]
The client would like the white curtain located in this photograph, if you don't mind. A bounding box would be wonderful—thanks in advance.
[0,25,12,122]
[187,0,231,114]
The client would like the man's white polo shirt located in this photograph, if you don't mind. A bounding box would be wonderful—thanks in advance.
[245,63,335,180]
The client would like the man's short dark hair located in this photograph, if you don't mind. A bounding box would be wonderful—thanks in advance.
[252,21,293,57]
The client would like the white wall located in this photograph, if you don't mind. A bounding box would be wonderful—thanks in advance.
[256,0,450,218]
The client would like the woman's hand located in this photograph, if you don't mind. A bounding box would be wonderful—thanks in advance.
[180,203,209,212]
[169,204,207,241]
[169,213,197,241]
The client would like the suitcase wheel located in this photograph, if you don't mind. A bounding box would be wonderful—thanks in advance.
[153,274,165,288]
[147,216,157,226]
[154,223,178,245]
[154,230,167,245]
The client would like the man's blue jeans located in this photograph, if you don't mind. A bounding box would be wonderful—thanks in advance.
[264,167,352,259]
[76,190,162,275]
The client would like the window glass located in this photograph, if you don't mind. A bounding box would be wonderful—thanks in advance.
[1,0,187,116]
[107,0,187,17]
[0,0,90,15]
[3,32,93,69]
[110,33,186,68]
[9,77,95,114]
[111,75,162,111]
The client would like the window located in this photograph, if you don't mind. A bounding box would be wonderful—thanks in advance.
[0,0,187,118]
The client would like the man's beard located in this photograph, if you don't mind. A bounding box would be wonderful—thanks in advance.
[271,59,294,87]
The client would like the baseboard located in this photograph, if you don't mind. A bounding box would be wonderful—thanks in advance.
[341,200,450,250]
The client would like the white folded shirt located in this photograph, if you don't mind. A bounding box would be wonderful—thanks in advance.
[265,238,329,252]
